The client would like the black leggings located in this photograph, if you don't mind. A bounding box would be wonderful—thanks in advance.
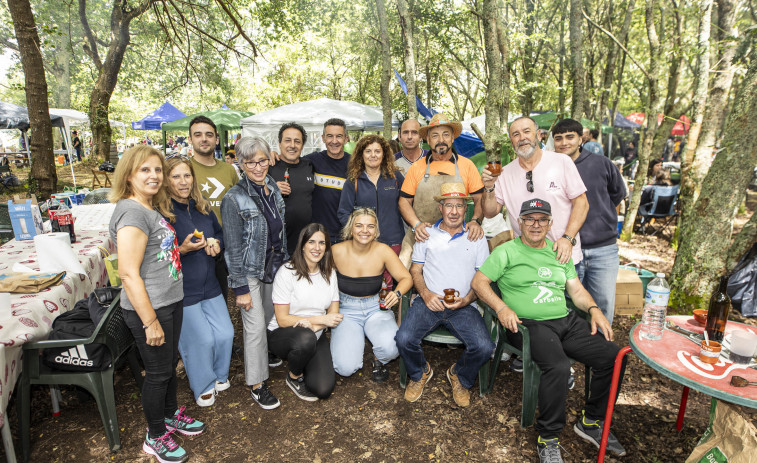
[267,327,335,399]
[124,300,183,438]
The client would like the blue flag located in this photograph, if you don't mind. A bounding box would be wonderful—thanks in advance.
[394,69,436,120]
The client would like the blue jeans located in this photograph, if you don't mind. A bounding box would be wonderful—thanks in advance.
[330,292,399,376]
[395,298,495,390]
[178,294,235,400]
[575,243,619,325]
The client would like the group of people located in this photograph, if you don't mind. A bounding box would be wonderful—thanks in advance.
[108,112,629,463]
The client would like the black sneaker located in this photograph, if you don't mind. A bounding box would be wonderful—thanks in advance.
[371,358,389,383]
[250,382,280,410]
[537,436,564,463]
[509,357,523,373]
[573,410,627,456]
[268,352,283,367]
[286,375,318,402]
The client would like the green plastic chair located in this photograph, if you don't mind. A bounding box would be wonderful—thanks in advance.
[17,294,143,460]
[484,295,592,428]
[398,290,504,397]
[0,203,13,245]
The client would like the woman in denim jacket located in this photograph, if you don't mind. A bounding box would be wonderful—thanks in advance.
[221,137,288,410]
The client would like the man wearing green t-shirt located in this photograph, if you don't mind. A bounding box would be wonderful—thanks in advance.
[472,199,627,463]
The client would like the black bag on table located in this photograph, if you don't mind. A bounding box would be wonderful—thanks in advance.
[42,288,117,371]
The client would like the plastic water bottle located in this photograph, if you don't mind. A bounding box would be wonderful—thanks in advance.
[640,273,670,341]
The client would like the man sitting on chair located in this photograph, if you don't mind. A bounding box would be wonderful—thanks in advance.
[395,182,493,408]
[471,198,627,463]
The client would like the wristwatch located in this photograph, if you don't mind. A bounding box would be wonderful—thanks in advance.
[471,217,482,225]
[562,234,576,246]
[395,290,402,300]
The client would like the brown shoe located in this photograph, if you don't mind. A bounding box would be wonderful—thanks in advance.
[404,362,433,402]
[447,365,470,407]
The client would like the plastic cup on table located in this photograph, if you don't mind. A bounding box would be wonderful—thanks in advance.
[729,330,757,364]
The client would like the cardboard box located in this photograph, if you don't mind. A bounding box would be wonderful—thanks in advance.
[8,195,44,241]
[488,230,514,252]
[615,268,644,316]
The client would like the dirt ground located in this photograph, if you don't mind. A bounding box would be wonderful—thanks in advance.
[1,163,755,462]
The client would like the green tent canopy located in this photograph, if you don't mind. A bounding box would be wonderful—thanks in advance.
[162,108,255,150]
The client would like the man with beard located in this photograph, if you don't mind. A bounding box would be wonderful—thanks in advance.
[269,122,314,256]
[481,116,588,267]
[304,118,351,244]
[189,116,239,226]
[398,114,485,266]
[393,119,429,175]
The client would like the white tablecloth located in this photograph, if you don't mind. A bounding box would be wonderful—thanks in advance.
[71,204,116,232]
[0,230,114,426]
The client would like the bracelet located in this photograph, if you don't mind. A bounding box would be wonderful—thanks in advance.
[495,305,507,315]
[587,305,599,315]
[142,318,158,330]
[412,221,422,233]
[485,186,495,193]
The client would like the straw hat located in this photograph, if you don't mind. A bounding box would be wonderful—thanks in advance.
[419,113,463,140]
[433,182,472,202]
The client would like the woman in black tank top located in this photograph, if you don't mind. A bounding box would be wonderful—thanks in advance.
[330,208,412,383]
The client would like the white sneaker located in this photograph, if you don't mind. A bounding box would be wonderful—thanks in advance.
[215,379,231,392]
[196,388,216,407]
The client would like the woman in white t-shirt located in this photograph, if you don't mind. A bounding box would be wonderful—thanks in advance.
[267,223,343,401]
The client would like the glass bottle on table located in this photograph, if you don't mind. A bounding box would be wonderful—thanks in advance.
[705,275,731,343]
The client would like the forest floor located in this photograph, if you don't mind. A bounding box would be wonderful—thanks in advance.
[1,162,756,462]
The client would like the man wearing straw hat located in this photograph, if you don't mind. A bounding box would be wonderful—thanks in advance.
[396,181,493,408]
[398,113,486,267]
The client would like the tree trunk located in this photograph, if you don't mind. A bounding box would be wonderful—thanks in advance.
[397,0,418,120]
[521,0,536,117]
[677,0,713,238]
[596,0,635,129]
[51,42,72,108]
[670,55,757,311]
[569,0,586,119]
[558,11,566,114]
[376,0,392,140]
[7,0,57,198]
[689,0,740,202]
[482,0,508,162]
[650,6,683,159]
[621,0,663,240]
[727,210,757,272]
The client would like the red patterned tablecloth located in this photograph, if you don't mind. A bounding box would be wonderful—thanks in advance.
[0,231,114,426]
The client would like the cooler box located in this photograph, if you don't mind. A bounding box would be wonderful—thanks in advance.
[615,268,644,316]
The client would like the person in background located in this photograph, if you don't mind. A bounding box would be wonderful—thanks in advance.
[164,157,234,408]
[639,170,672,207]
[582,129,604,157]
[109,145,204,463]
[338,134,405,288]
[647,159,663,184]
[393,119,429,176]
[268,223,342,401]
[331,208,413,383]
[72,130,83,162]
[222,137,288,410]
[269,122,315,257]
[225,150,242,178]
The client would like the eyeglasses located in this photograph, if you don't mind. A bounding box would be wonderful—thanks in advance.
[442,203,466,211]
[243,159,270,169]
[520,217,550,226]
[526,171,534,193]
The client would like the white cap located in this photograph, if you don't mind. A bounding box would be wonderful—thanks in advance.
[656,272,665,278]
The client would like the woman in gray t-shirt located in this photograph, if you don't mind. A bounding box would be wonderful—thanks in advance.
[109,145,205,461]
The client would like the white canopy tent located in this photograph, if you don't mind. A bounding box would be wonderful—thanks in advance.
[240,98,399,153]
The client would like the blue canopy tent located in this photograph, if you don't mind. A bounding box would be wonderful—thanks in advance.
[131,102,186,131]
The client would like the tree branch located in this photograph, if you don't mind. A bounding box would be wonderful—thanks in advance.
[78,0,102,69]
[582,8,650,80]
[213,0,258,57]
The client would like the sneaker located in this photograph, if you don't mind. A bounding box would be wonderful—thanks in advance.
[268,352,283,367]
[509,357,523,373]
[251,382,281,410]
[537,436,564,463]
[215,379,231,392]
[286,375,318,402]
[446,365,470,407]
[573,410,627,456]
[143,431,187,463]
[568,373,575,391]
[196,389,216,407]
[404,362,433,403]
[165,406,205,436]
[371,358,389,383]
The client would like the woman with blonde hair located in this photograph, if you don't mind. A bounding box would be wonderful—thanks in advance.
[330,208,412,383]
[109,146,204,463]
[164,157,233,408]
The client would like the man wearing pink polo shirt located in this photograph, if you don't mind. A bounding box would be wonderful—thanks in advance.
[481,116,589,267]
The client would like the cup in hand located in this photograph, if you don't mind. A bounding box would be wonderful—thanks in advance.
[487,160,502,175]
[729,330,757,364]
[443,288,459,305]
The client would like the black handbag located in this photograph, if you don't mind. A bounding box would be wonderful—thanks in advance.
[262,247,285,284]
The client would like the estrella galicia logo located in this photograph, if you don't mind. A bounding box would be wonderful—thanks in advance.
[537,267,552,279]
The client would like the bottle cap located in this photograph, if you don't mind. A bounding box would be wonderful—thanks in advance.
[656,273,665,278]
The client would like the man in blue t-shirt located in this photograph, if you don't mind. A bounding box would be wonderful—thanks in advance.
[472,198,627,462]
[303,118,351,243]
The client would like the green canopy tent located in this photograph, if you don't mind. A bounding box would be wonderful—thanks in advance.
[161,108,254,153]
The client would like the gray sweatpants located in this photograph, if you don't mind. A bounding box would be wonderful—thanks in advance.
[241,277,274,386]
